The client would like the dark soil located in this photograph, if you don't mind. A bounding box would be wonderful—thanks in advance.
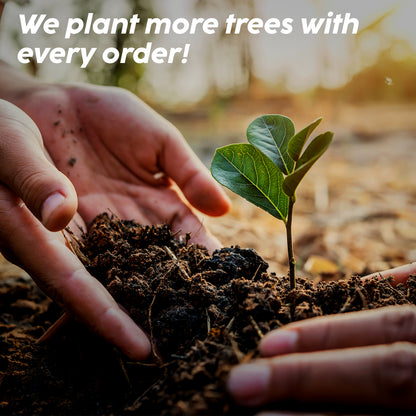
[1,213,415,415]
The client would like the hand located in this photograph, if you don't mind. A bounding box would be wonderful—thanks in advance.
[15,82,230,249]
[363,262,416,285]
[0,74,230,360]
[228,280,416,412]
[0,99,152,360]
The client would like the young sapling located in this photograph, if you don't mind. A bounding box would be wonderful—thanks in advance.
[211,114,333,289]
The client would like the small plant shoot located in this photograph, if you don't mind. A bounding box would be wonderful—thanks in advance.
[211,114,333,289]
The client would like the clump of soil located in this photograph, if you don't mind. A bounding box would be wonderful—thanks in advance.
[1,213,415,415]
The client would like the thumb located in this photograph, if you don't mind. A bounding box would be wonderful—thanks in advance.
[0,100,77,231]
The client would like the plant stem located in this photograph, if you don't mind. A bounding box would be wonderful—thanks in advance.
[286,196,296,290]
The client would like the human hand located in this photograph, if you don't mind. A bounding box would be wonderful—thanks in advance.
[228,302,416,413]
[363,262,416,286]
[0,75,229,360]
[14,82,230,250]
[0,98,153,360]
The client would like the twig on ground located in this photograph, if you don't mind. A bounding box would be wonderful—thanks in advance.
[125,379,161,412]
[339,295,353,313]
[148,263,175,365]
[113,348,132,389]
[205,308,211,335]
[164,246,191,280]
[355,287,368,309]
[249,315,264,339]
[62,229,89,265]
[252,264,262,281]
[225,316,235,332]
[149,290,163,365]
[36,312,70,344]
[226,332,245,363]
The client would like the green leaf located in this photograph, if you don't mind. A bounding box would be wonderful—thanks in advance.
[283,131,333,197]
[211,143,289,221]
[247,115,295,175]
[287,117,322,161]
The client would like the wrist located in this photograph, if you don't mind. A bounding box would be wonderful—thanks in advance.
[0,60,50,106]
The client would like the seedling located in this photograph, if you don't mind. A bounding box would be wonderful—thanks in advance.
[211,115,333,289]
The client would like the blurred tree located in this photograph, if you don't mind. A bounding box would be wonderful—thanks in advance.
[75,0,154,91]
[196,0,256,97]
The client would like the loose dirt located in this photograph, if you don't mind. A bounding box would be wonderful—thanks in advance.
[0,213,415,415]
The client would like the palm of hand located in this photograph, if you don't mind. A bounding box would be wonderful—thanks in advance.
[19,84,224,249]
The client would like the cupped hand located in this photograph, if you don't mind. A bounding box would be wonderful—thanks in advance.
[0,82,230,361]
[0,98,151,360]
[16,82,230,250]
[228,276,416,412]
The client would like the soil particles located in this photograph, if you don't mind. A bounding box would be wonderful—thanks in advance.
[1,213,415,415]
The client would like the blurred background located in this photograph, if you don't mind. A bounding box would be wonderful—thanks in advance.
[1,0,415,279]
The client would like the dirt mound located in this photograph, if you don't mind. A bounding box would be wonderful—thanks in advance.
[0,213,415,415]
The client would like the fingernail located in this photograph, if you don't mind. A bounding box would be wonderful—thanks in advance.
[227,363,270,406]
[41,191,66,227]
[260,329,298,356]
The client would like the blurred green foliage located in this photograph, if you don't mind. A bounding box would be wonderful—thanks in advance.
[73,0,153,90]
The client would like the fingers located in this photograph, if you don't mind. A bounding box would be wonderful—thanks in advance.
[363,263,416,286]
[0,99,77,231]
[228,342,416,409]
[77,185,223,252]
[65,85,230,217]
[52,266,151,361]
[168,199,223,252]
[154,185,223,252]
[260,305,416,357]
[0,184,151,361]
[161,127,231,217]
